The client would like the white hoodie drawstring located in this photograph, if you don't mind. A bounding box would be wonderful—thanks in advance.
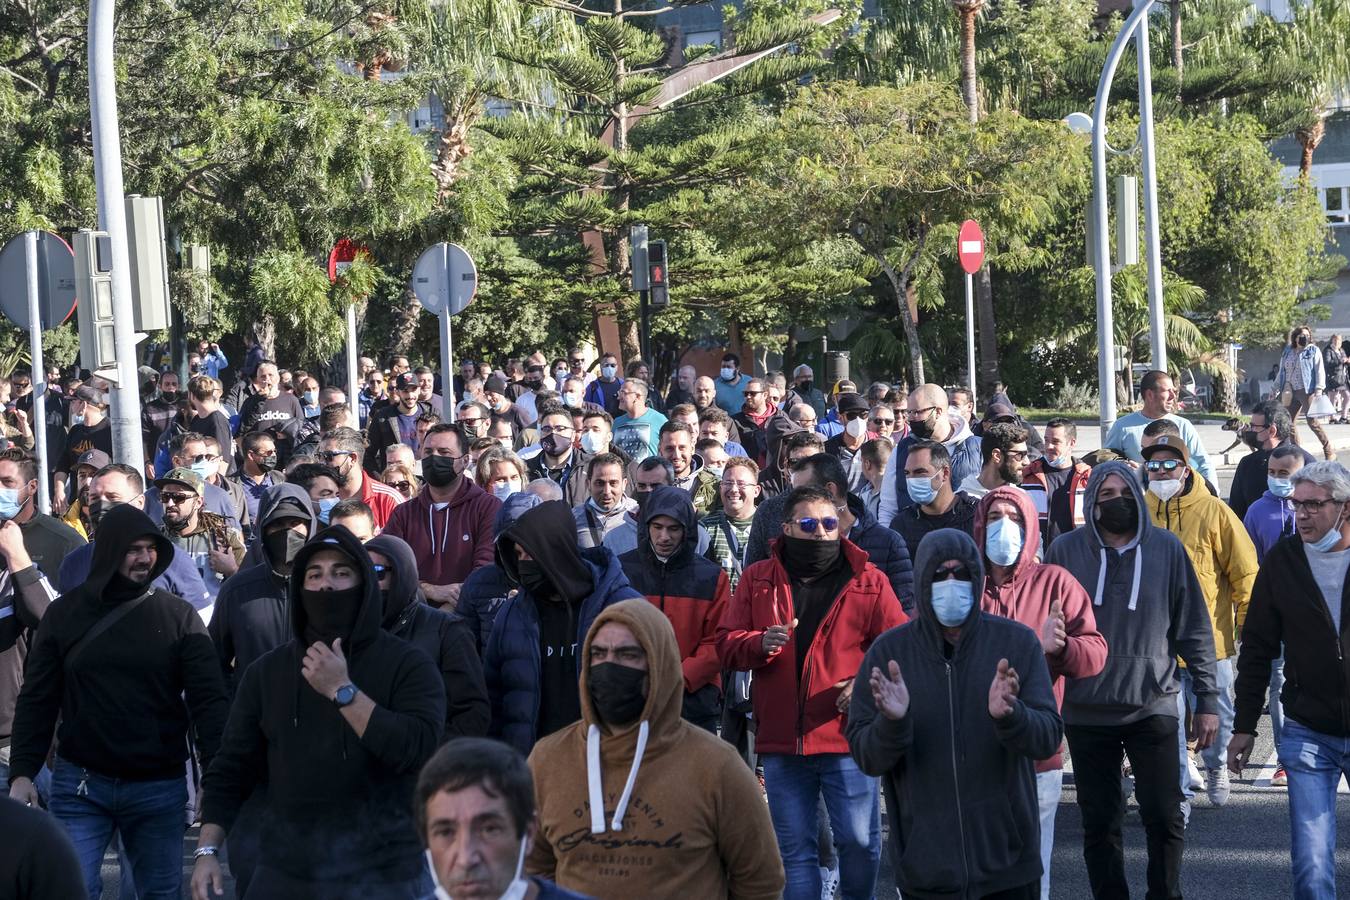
[427,503,453,555]
[1094,545,1143,611]
[586,720,650,834]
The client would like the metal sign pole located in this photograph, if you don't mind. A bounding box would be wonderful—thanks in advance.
[345,303,360,423]
[965,271,977,410]
[23,232,49,514]
[440,307,453,413]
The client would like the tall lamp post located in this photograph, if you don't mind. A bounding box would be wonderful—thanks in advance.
[1066,0,1167,442]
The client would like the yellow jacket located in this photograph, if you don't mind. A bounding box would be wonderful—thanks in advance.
[1145,469,1258,659]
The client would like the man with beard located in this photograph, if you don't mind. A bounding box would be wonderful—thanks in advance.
[365,372,433,473]
[367,534,489,738]
[51,386,113,515]
[55,465,211,611]
[192,526,445,899]
[383,424,501,611]
[958,422,1030,500]
[10,504,228,900]
[238,430,284,526]
[319,427,403,529]
[156,467,247,609]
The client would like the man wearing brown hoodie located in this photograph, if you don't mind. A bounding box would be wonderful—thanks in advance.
[527,599,783,900]
[973,485,1108,900]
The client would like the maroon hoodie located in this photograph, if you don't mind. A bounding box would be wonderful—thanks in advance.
[383,476,501,588]
[973,485,1108,771]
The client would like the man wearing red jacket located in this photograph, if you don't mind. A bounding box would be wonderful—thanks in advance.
[717,484,906,900]
[383,424,500,610]
[973,486,1108,900]
[619,485,729,732]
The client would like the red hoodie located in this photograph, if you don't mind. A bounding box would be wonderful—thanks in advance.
[382,476,500,588]
[717,537,906,755]
[973,485,1108,771]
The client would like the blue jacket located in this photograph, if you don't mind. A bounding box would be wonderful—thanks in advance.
[483,546,641,755]
[56,540,210,612]
[458,493,545,654]
[1276,344,1326,394]
[845,493,916,614]
[1243,491,1297,563]
[878,414,983,528]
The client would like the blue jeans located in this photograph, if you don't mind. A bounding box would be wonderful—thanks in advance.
[761,753,880,900]
[1176,658,1235,797]
[1279,719,1350,899]
[48,758,187,900]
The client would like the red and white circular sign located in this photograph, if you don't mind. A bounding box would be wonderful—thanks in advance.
[958,220,985,275]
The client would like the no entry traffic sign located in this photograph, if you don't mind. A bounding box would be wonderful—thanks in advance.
[958,220,985,275]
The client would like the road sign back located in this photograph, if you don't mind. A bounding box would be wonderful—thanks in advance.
[412,243,477,316]
[0,232,77,331]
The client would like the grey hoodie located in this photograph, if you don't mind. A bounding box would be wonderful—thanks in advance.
[846,528,1061,899]
[1044,460,1218,725]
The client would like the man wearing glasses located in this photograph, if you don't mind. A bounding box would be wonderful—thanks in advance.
[867,404,897,440]
[732,378,777,468]
[526,406,587,506]
[358,370,387,427]
[717,484,905,900]
[958,422,1030,500]
[384,424,500,612]
[318,427,404,529]
[363,372,432,474]
[1140,434,1258,815]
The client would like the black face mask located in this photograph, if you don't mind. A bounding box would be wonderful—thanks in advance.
[160,390,179,403]
[88,497,122,531]
[301,586,362,647]
[589,661,648,727]
[542,433,571,457]
[257,453,278,471]
[1096,495,1139,535]
[908,411,937,440]
[781,535,842,580]
[265,528,306,570]
[514,559,554,597]
[422,454,460,488]
[1298,335,1310,347]
[1240,430,1262,451]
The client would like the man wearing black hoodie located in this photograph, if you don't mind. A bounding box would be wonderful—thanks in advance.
[847,528,1062,899]
[193,525,445,899]
[367,533,490,738]
[619,484,730,731]
[8,504,229,900]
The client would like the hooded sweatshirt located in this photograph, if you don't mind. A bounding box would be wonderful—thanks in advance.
[485,501,643,754]
[527,599,784,900]
[618,486,729,723]
[1243,489,1297,562]
[878,412,983,529]
[1045,461,1219,725]
[1143,467,1258,660]
[382,472,500,589]
[367,534,489,739]
[846,529,1062,899]
[575,496,638,549]
[972,487,1107,770]
[459,493,544,653]
[9,504,229,782]
[200,525,445,887]
[209,483,317,692]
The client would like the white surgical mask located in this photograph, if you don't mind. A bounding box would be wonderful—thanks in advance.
[492,481,520,501]
[845,417,867,439]
[426,836,530,900]
[564,392,583,408]
[984,516,1023,567]
[1147,479,1183,502]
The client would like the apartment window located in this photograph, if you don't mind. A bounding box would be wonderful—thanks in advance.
[1326,186,1349,225]
[684,30,721,51]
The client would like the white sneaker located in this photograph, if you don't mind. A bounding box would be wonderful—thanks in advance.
[1206,766,1231,807]
[1188,757,1207,791]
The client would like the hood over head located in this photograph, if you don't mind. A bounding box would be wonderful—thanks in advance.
[286,524,383,652]
[497,500,594,603]
[86,504,173,601]
[1081,460,1151,551]
[254,482,319,567]
[972,485,1041,580]
[637,484,697,563]
[578,598,685,836]
[493,491,544,539]
[912,528,985,638]
[365,533,420,627]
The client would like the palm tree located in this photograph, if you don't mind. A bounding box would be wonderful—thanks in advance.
[1278,0,1350,178]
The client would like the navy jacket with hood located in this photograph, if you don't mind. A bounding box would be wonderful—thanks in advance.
[200,525,445,889]
[457,492,544,654]
[483,500,642,755]
[208,483,318,691]
[845,492,916,614]
[847,529,1061,899]
[1045,460,1219,725]
[367,534,490,739]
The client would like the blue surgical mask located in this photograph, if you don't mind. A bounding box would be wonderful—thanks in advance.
[985,517,1023,567]
[1309,505,1347,552]
[706,466,725,481]
[564,392,583,408]
[1045,454,1071,470]
[1268,476,1295,498]
[303,390,318,406]
[190,461,215,481]
[316,496,338,525]
[601,364,617,379]
[907,474,938,506]
[930,578,975,627]
[0,486,24,522]
[720,365,736,381]
[492,481,520,501]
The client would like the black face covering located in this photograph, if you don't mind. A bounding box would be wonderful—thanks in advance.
[1240,430,1261,450]
[542,433,571,457]
[259,454,279,470]
[781,536,842,581]
[1298,335,1310,347]
[265,528,307,571]
[87,497,118,531]
[160,390,179,403]
[1096,495,1139,535]
[106,571,150,603]
[514,559,554,598]
[301,586,362,647]
[422,454,460,488]
[589,661,648,726]
[908,411,937,440]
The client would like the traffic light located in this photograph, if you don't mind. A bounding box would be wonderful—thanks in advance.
[648,239,668,308]
[74,229,117,374]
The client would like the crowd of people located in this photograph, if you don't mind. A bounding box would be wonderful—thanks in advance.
[0,341,1348,900]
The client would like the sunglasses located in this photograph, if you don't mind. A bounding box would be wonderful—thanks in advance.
[842,409,868,420]
[160,492,196,505]
[870,416,895,425]
[386,480,413,492]
[934,565,972,582]
[1145,459,1183,472]
[792,516,839,534]
[188,453,219,463]
[318,450,351,462]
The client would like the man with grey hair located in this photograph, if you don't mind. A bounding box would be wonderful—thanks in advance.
[318,427,403,528]
[1231,460,1350,898]
[612,378,667,461]
[789,365,828,419]
[877,383,983,529]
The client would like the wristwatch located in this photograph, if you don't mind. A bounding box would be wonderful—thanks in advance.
[333,683,358,708]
